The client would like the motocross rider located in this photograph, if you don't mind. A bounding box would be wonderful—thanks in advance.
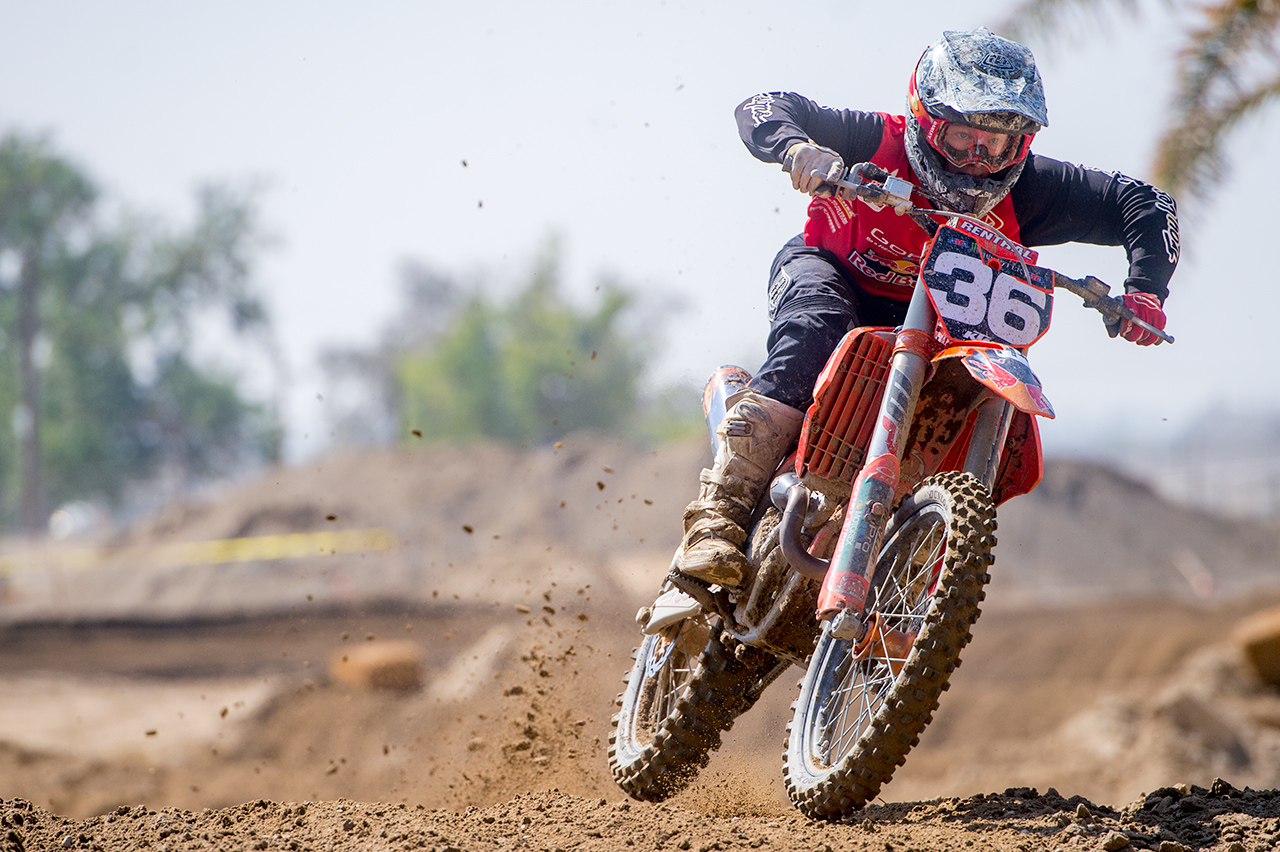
[674,27,1179,589]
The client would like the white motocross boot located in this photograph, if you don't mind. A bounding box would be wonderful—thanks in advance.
[674,390,805,588]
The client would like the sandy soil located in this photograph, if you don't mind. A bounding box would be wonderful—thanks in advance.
[7,783,1280,852]
[4,436,1280,851]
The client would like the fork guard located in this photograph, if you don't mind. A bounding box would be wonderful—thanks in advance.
[934,342,1055,419]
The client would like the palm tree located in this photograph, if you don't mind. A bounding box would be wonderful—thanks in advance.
[1001,0,1280,201]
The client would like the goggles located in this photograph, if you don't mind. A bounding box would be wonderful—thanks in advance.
[924,119,1031,174]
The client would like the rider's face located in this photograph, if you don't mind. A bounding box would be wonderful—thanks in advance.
[938,124,1017,176]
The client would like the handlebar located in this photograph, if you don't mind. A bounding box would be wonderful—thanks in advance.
[1049,273,1173,344]
[782,158,1175,345]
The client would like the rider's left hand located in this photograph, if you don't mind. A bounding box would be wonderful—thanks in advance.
[1114,292,1166,346]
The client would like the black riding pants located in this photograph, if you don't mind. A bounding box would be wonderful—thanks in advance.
[747,235,910,410]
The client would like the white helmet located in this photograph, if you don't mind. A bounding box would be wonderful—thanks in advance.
[905,28,1048,216]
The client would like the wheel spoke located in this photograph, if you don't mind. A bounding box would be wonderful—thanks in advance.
[655,652,695,720]
[785,473,996,818]
[634,618,705,744]
[879,518,945,629]
[810,646,900,768]
[801,505,950,772]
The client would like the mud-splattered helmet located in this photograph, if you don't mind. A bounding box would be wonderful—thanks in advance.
[905,27,1048,216]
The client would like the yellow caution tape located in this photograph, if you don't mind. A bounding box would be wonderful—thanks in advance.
[0,527,398,578]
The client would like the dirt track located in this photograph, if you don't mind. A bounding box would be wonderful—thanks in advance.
[6,592,1280,850]
[4,437,1280,850]
[8,783,1280,852]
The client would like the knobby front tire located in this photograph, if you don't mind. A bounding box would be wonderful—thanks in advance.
[784,472,997,819]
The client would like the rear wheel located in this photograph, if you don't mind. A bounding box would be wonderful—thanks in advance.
[784,472,996,819]
[610,614,781,801]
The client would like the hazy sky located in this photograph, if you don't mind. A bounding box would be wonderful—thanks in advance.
[1,1,1270,460]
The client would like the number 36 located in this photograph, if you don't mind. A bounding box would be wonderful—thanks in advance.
[926,251,1050,347]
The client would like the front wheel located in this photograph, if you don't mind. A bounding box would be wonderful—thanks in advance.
[784,471,996,819]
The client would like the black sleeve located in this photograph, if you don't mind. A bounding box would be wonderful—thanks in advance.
[1010,154,1180,303]
[736,92,884,166]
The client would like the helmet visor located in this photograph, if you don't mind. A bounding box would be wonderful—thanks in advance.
[928,120,1027,174]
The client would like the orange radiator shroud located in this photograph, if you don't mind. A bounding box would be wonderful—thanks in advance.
[796,328,895,487]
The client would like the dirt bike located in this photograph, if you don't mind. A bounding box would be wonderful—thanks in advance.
[607,162,1172,819]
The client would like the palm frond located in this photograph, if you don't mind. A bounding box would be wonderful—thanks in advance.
[1175,0,1280,110]
[1157,0,1280,197]
[1156,67,1280,196]
[997,0,1143,43]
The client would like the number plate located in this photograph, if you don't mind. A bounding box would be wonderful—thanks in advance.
[921,226,1054,347]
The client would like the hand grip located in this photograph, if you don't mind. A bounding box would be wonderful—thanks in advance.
[1054,273,1175,344]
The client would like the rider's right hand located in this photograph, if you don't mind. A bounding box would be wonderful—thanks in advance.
[786,142,845,197]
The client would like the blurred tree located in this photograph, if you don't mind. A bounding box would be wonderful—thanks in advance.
[0,133,278,533]
[1001,0,1280,201]
[127,184,282,486]
[321,242,701,448]
[0,135,95,532]
[397,247,646,444]
[319,259,463,446]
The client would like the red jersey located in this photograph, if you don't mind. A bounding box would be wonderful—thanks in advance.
[801,113,1022,302]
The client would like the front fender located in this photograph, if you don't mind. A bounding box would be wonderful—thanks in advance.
[934,343,1054,419]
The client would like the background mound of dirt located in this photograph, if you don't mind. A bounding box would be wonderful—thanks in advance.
[0,435,707,624]
[5,437,1277,624]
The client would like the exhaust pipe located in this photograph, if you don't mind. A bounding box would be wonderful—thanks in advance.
[771,475,830,582]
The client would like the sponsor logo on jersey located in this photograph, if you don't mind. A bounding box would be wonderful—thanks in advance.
[811,196,854,233]
[743,94,777,128]
[868,227,912,258]
[849,246,918,287]
[1113,172,1180,265]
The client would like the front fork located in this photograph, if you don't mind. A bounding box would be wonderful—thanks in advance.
[814,285,936,635]
[964,394,1015,490]
[812,286,1015,639]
